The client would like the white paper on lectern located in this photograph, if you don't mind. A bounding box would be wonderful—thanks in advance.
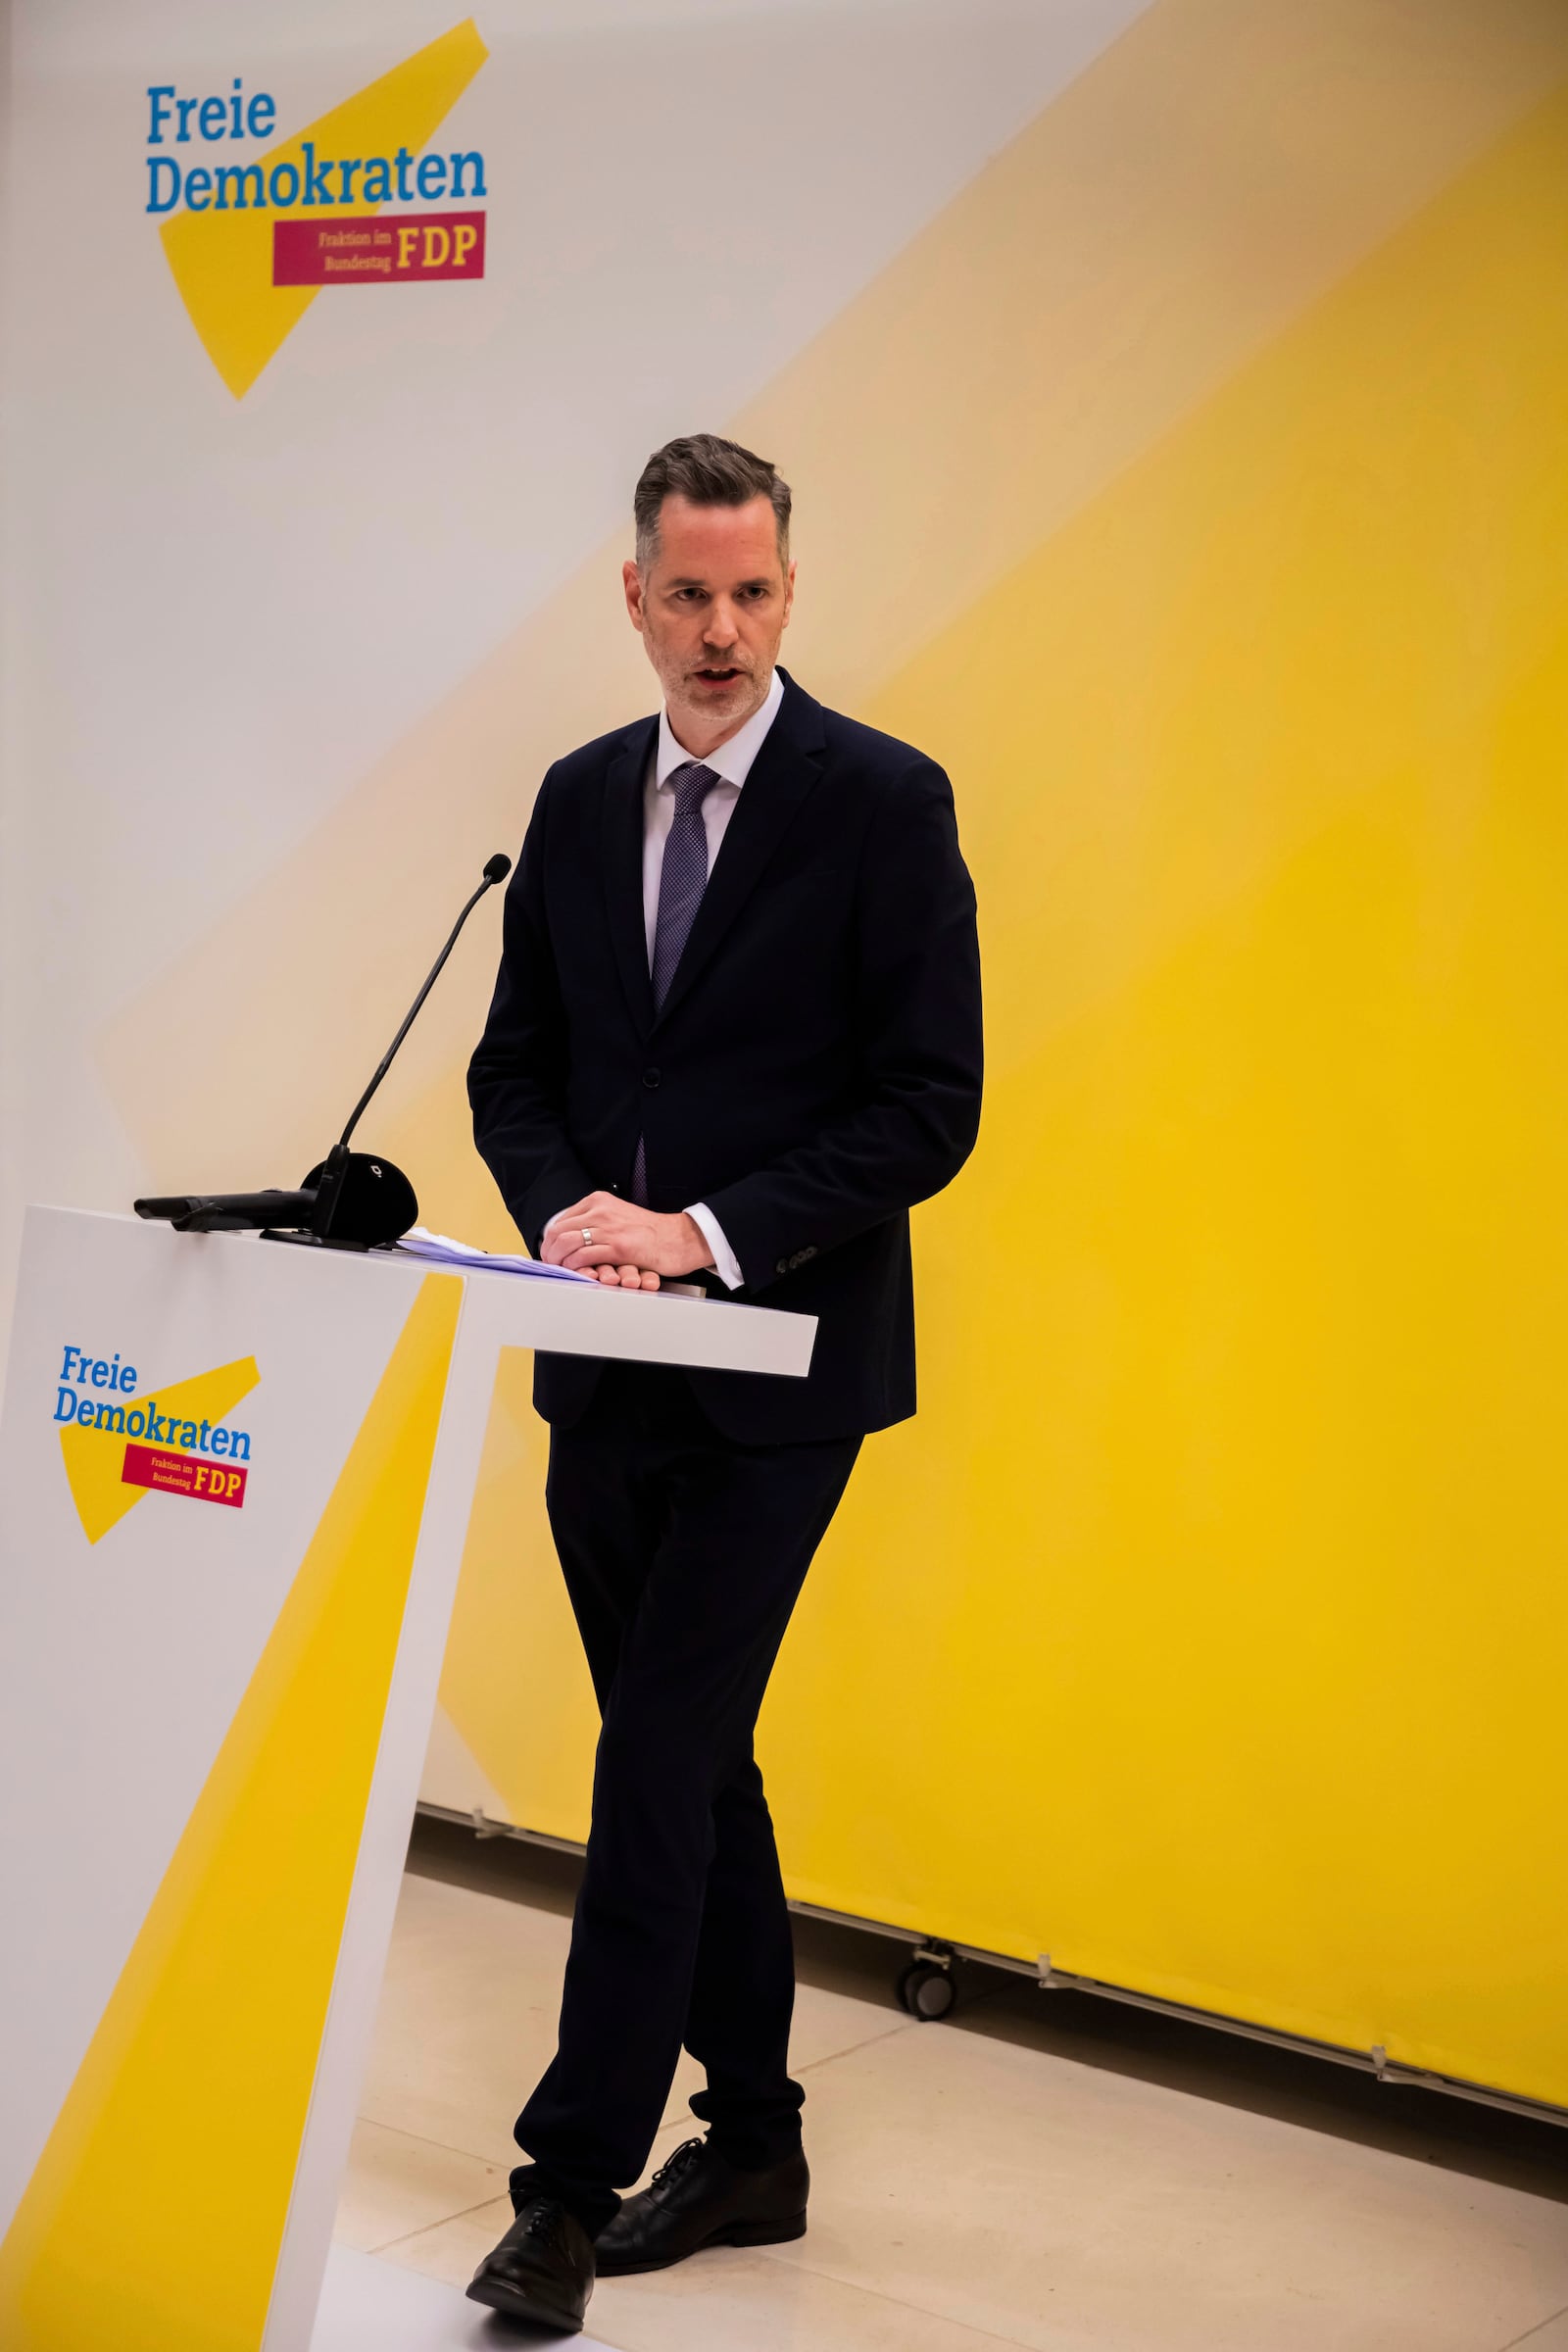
[396,1226,594,1280]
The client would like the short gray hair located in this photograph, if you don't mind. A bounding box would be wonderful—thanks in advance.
[634,433,791,570]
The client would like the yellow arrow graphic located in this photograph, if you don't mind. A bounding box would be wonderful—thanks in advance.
[160,19,489,399]
[60,1355,260,1544]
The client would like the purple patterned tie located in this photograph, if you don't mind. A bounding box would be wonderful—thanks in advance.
[632,760,719,1204]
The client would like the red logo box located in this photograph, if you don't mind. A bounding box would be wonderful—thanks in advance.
[122,1445,248,1509]
[272,210,485,286]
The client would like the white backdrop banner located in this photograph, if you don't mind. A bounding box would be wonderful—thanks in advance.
[0,0,1145,1343]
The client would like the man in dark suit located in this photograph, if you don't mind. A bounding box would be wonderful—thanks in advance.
[465,433,982,2333]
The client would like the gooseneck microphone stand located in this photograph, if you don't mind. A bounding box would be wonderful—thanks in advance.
[132,852,513,1251]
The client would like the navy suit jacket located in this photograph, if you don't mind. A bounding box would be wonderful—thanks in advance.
[467,669,983,1444]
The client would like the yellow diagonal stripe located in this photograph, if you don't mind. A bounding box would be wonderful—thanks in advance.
[160,19,488,398]
[0,1273,461,2352]
[60,1355,259,1544]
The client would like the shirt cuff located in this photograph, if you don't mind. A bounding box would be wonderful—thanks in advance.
[685,1201,744,1292]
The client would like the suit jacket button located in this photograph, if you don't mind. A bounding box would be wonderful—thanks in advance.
[775,1258,788,1276]
[641,1066,661,1090]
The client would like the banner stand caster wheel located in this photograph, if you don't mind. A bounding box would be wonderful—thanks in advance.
[897,1955,957,2019]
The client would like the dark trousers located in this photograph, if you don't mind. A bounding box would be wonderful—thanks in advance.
[511,1360,861,2237]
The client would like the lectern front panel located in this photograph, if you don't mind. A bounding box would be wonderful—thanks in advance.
[0,1211,462,2351]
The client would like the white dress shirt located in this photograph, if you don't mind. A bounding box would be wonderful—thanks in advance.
[548,667,784,1293]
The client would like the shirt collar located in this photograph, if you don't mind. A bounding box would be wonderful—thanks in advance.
[656,665,784,792]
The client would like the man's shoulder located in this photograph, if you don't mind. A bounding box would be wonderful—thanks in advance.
[772,670,941,783]
[803,696,950,815]
[543,710,656,794]
[816,702,942,780]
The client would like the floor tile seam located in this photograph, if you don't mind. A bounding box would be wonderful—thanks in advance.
[365,2187,514,2258]
[640,2023,916,2151]
[791,2019,919,2078]
[744,2241,1036,2351]
[1498,2304,1568,2351]
[356,2109,514,2172]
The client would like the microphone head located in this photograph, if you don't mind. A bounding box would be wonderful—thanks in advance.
[300,1152,417,1246]
[483,853,513,885]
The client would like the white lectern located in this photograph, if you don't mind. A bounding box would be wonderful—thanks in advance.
[0,1208,813,2351]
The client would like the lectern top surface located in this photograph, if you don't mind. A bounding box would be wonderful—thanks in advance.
[21,1205,815,1380]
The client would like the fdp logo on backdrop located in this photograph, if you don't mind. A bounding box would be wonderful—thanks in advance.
[146,18,489,398]
[53,1343,262,1544]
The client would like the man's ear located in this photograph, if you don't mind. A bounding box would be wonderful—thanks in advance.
[781,557,797,629]
[623,558,646,634]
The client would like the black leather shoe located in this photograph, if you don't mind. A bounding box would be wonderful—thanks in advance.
[466,2195,595,2332]
[595,2135,808,2276]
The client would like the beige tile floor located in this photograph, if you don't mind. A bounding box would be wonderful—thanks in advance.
[336,1824,1568,2351]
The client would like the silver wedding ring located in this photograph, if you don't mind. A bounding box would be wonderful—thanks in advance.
[580,1228,594,1245]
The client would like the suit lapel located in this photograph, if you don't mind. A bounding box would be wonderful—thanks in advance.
[654,674,827,1032]
[601,718,657,1034]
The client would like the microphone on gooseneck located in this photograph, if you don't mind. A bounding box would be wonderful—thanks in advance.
[335,851,512,1151]
[132,852,514,1250]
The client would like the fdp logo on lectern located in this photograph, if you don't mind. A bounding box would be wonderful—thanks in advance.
[146,19,491,398]
[51,1343,262,1545]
